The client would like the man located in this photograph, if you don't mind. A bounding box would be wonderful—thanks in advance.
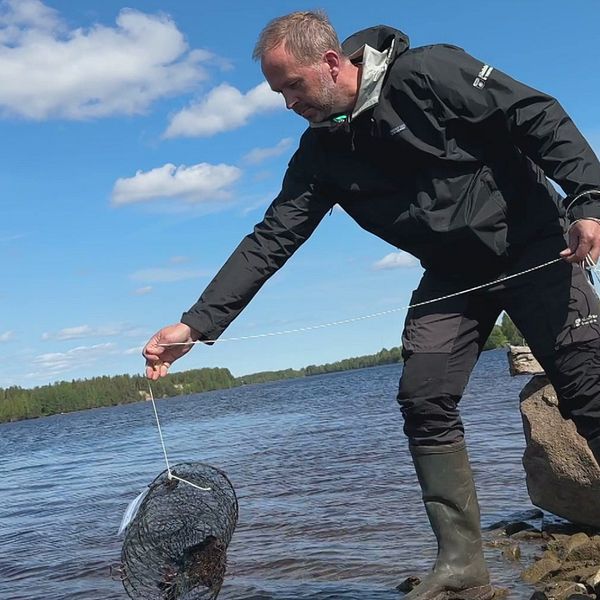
[143,11,600,599]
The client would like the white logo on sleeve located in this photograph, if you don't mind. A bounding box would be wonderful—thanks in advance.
[473,64,494,89]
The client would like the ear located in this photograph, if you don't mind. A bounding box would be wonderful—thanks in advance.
[323,50,341,80]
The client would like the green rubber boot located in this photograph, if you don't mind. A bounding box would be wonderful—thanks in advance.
[403,441,494,600]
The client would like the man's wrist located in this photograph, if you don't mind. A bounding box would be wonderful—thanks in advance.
[569,217,600,230]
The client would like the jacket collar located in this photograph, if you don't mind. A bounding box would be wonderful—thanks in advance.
[348,40,396,119]
[309,41,394,130]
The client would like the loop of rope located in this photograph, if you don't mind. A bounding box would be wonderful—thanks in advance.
[564,189,600,215]
[147,382,211,492]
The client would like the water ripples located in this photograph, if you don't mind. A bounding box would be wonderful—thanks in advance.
[1,351,537,599]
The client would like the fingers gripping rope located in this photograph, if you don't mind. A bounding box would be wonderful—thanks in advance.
[161,256,566,347]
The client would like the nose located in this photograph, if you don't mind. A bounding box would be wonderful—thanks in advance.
[283,92,298,111]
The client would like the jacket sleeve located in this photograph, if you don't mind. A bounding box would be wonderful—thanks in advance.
[415,45,600,220]
[180,149,333,342]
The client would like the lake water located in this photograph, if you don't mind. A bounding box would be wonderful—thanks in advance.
[0,350,543,599]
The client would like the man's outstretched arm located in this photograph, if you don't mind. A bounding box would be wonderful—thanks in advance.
[143,147,333,378]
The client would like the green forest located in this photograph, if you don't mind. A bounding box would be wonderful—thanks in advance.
[0,314,522,424]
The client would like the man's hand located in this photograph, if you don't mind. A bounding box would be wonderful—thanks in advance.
[560,219,600,264]
[143,323,199,380]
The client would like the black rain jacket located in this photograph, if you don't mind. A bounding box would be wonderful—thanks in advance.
[182,25,600,341]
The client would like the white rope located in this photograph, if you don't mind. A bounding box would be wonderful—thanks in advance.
[147,382,211,492]
[153,190,598,348]
[564,189,600,214]
[146,249,600,494]
[162,256,565,346]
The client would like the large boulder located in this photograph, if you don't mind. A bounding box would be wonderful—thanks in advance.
[520,375,600,528]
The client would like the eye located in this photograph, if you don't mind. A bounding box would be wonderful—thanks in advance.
[289,80,300,89]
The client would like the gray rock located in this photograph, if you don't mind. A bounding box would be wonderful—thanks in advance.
[542,580,588,599]
[520,375,600,528]
[522,557,562,584]
[586,567,600,594]
[508,345,544,376]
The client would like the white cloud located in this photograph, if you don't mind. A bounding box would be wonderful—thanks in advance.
[0,330,14,342]
[124,345,143,355]
[164,81,284,138]
[130,267,207,283]
[0,0,60,37]
[112,162,242,205]
[42,323,142,341]
[373,251,419,270]
[33,342,117,376]
[0,1,210,119]
[243,137,294,165]
[133,286,153,296]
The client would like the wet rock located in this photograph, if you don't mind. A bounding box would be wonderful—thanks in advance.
[512,529,545,541]
[548,533,591,561]
[507,522,539,536]
[586,567,600,594]
[522,557,562,584]
[502,543,521,561]
[486,508,544,532]
[520,375,600,528]
[542,580,589,599]
[396,576,420,593]
[492,588,510,599]
[554,562,599,582]
[564,541,600,564]
[489,504,600,599]
[508,345,543,376]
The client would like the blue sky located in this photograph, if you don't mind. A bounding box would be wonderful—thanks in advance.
[1,0,599,388]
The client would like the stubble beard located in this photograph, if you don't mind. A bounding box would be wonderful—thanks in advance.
[305,70,337,123]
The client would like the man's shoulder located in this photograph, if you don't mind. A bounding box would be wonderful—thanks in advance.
[392,43,466,67]
[387,43,471,87]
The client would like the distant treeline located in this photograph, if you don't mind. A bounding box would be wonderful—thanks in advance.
[239,346,403,385]
[0,315,521,423]
[0,368,237,424]
[483,313,524,350]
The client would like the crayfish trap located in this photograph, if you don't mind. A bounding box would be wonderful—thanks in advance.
[119,462,238,600]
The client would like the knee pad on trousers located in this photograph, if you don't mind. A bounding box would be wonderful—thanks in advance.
[398,353,467,446]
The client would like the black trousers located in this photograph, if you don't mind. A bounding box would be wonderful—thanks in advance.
[397,234,600,446]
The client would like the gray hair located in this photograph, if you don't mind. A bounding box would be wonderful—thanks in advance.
[252,10,342,65]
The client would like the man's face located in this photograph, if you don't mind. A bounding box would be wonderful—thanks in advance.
[261,43,337,123]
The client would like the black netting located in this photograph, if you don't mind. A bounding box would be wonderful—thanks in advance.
[120,462,238,600]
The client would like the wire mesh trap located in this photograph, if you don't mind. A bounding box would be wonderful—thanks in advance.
[119,462,238,600]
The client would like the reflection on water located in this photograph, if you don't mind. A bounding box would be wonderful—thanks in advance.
[0,350,537,599]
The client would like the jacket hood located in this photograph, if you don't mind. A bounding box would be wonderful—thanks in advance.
[341,25,410,59]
